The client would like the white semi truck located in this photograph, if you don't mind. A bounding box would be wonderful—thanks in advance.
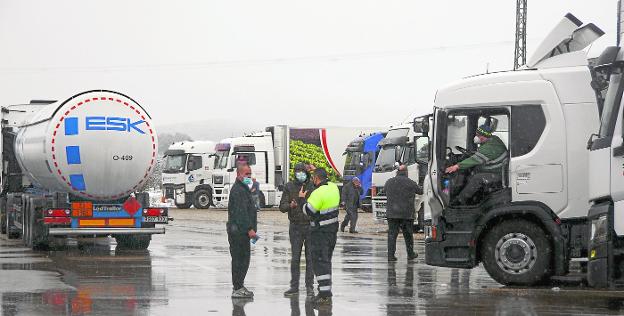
[424,14,609,285]
[211,125,380,208]
[161,140,216,209]
[371,115,431,230]
[0,90,169,250]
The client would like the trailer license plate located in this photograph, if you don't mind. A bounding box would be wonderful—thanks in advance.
[143,216,167,223]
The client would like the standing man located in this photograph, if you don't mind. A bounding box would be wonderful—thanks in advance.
[303,168,341,305]
[385,165,422,262]
[340,177,362,233]
[226,163,258,298]
[279,163,315,298]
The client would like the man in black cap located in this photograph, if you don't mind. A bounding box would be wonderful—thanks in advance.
[385,165,422,261]
[279,163,316,298]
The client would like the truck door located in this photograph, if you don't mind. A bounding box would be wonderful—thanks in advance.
[186,155,204,190]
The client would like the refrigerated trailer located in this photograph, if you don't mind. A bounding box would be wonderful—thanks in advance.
[0,90,169,250]
[210,125,381,208]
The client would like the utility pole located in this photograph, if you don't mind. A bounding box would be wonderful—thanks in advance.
[514,0,527,70]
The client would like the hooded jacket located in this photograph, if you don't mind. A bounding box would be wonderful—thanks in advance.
[279,178,315,225]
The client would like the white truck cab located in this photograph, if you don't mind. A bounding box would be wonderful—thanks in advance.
[162,141,216,209]
[372,116,431,231]
[425,14,605,285]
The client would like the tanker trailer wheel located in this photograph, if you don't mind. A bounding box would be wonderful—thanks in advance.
[115,235,151,250]
[193,189,212,209]
[481,219,552,286]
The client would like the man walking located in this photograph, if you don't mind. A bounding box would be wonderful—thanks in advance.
[279,163,315,298]
[226,163,258,298]
[303,168,340,305]
[385,165,422,261]
[340,177,362,233]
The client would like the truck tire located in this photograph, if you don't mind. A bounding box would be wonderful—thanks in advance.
[193,189,212,209]
[259,192,266,209]
[481,219,552,286]
[115,235,151,250]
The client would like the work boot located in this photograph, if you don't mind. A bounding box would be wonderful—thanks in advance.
[340,223,346,232]
[232,287,253,298]
[306,286,315,298]
[349,229,358,234]
[408,253,418,261]
[283,287,299,297]
[388,256,398,262]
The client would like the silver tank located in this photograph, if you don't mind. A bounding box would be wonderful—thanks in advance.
[14,90,158,200]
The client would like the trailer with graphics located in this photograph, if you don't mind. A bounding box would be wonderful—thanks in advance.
[210,125,381,208]
[0,90,169,250]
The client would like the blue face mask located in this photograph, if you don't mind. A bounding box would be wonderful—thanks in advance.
[242,177,253,186]
[295,172,307,182]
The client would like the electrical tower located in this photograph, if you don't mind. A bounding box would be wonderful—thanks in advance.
[514,0,527,70]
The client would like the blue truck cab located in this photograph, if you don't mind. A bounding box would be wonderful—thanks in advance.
[342,132,385,211]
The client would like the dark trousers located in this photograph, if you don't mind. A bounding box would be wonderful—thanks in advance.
[228,232,251,290]
[458,173,501,201]
[341,208,358,231]
[387,218,415,258]
[289,223,314,289]
[310,224,338,297]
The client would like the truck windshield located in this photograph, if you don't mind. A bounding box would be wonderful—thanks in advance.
[213,150,230,169]
[375,145,403,172]
[344,151,363,169]
[598,71,624,138]
[163,154,187,173]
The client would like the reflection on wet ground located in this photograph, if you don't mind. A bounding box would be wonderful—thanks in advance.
[2,216,624,315]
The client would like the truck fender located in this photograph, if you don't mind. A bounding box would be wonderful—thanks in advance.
[473,202,568,276]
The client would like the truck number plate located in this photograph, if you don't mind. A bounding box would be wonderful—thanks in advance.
[143,216,167,223]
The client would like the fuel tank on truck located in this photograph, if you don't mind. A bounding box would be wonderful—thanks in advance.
[14,90,158,200]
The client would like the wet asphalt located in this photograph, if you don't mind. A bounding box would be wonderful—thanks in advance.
[2,212,624,315]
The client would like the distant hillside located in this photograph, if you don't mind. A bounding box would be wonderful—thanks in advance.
[157,119,266,144]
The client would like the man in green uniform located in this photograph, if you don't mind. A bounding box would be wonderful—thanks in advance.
[445,124,508,204]
[302,168,340,306]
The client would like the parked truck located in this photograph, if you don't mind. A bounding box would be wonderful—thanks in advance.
[210,125,381,208]
[371,114,431,231]
[424,14,607,285]
[161,140,216,209]
[0,90,169,250]
[342,132,385,212]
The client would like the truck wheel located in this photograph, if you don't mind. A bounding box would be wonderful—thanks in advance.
[115,235,151,250]
[193,189,212,209]
[481,219,552,286]
[259,192,266,209]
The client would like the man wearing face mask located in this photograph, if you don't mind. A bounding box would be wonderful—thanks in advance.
[227,163,258,298]
[444,124,508,205]
[279,163,316,298]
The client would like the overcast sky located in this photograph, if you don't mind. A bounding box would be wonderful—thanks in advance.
[0,0,617,134]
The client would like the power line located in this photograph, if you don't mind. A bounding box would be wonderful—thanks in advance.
[0,40,517,74]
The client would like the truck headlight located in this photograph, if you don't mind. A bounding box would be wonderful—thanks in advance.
[591,215,608,243]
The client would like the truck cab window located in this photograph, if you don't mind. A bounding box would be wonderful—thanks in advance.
[511,105,546,157]
[187,155,202,172]
[235,153,256,166]
[442,110,510,206]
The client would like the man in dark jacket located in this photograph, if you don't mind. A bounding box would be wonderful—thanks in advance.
[227,163,258,298]
[279,163,316,297]
[340,177,362,233]
[384,165,422,261]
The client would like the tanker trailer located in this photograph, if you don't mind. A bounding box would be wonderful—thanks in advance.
[0,90,169,250]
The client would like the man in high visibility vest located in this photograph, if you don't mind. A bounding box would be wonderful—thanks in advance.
[301,168,340,306]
